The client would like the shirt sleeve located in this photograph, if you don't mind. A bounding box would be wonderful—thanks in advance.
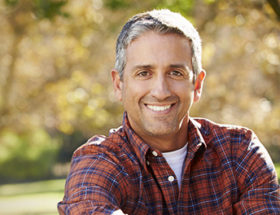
[57,145,129,215]
[233,131,280,214]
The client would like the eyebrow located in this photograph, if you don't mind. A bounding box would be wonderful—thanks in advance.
[169,64,193,73]
[132,65,155,70]
[132,64,193,73]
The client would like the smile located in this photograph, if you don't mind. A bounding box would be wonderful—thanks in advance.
[146,104,172,112]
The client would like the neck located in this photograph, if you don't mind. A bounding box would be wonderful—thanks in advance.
[141,117,189,152]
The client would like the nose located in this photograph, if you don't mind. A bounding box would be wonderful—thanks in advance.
[150,74,171,100]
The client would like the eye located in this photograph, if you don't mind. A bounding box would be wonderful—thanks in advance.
[169,70,184,77]
[136,70,151,78]
[138,71,149,76]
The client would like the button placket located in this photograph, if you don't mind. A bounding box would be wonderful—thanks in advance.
[168,175,175,182]
[147,151,179,213]
[152,151,158,157]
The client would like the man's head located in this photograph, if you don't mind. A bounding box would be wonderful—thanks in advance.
[112,9,205,151]
[115,9,202,82]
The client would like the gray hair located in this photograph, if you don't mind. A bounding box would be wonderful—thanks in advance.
[115,9,202,80]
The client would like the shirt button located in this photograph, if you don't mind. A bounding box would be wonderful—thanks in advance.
[146,160,150,166]
[152,151,158,157]
[168,176,175,182]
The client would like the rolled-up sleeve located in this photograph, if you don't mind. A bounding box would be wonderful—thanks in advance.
[58,147,129,215]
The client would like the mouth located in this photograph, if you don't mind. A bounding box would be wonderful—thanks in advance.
[145,104,175,112]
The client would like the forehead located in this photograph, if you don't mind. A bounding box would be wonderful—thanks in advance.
[125,31,192,65]
[128,30,190,47]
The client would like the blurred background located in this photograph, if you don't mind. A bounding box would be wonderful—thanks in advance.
[0,0,279,214]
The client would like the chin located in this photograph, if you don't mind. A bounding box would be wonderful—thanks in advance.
[145,126,179,137]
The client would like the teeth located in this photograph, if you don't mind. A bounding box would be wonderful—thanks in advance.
[147,105,171,111]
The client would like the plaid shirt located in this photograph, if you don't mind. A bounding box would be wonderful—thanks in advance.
[58,113,280,214]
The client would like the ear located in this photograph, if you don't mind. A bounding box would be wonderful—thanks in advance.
[193,70,206,103]
[111,69,123,101]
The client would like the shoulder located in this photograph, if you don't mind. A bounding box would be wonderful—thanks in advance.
[67,127,133,181]
[192,117,254,142]
[192,118,273,163]
[190,117,259,158]
[66,127,131,187]
[63,129,131,208]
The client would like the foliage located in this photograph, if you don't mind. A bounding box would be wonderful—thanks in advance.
[105,0,130,9]
[56,131,88,163]
[33,0,69,19]
[4,0,69,19]
[0,0,279,182]
[0,129,60,183]
[189,0,280,163]
[275,163,280,183]
[156,0,194,15]
[5,0,18,7]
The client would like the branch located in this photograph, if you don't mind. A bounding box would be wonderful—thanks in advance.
[267,0,280,21]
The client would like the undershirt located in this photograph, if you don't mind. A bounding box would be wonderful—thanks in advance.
[162,143,188,189]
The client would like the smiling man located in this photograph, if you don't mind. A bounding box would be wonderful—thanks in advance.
[112,30,204,152]
[58,9,280,214]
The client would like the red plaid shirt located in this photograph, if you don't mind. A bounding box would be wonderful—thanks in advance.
[58,113,280,214]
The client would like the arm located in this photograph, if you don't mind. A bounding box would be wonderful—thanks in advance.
[57,145,129,215]
[233,131,280,214]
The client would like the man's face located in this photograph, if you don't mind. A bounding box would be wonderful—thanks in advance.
[112,31,204,142]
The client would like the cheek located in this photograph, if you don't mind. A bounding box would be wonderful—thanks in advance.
[121,84,140,107]
[172,82,193,96]
[126,80,150,96]
[175,86,194,106]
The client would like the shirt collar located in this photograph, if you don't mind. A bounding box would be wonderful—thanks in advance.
[122,112,151,169]
[187,118,207,153]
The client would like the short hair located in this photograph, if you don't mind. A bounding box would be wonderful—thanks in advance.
[115,9,202,80]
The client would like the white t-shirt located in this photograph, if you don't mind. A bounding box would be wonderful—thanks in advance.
[162,143,188,189]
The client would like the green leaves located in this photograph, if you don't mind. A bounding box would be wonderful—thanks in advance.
[0,0,279,183]
[4,0,18,7]
[33,0,69,19]
[105,0,130,10]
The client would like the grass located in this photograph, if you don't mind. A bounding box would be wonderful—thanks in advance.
[0,164,279,215]
[275,163,280,183]
[0,179,66,215]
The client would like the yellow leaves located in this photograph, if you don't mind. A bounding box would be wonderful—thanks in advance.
[94,109,110,128]
[270,117,280,131]
[92,0,103,10]
[66,88,89,104]
[204,0,216,4]
[65,0,104,25]
[91,82,104,95]
[266,52,279,66]
[58,122,74,134]
[202,42,216,67]
[1,0,279,162]
[262,34,280,66]
[43,66,110,134]
[235,14,245,26]
[71,70,88,84]
[264,34,278,49]
[83,105,96,118]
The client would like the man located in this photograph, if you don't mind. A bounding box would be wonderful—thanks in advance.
[58,9,280,214]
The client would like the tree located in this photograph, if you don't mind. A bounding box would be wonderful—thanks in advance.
[0,0,279,182]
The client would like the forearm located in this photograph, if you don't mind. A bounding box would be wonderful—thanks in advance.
[58,152,128,214]
[233,132,280,213]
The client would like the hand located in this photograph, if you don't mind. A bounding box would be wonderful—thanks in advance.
[112,209,128,215]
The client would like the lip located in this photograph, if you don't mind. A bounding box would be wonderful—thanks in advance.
[144,103,176,114]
